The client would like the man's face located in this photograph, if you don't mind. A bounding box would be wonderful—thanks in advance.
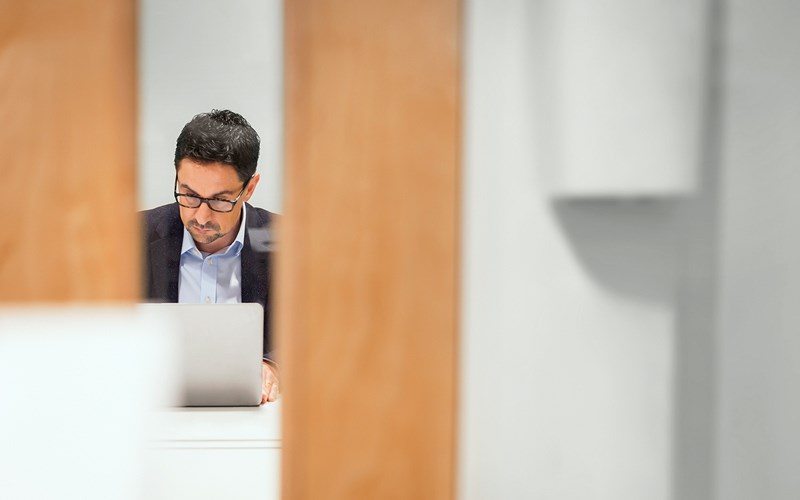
[175,158,259,253]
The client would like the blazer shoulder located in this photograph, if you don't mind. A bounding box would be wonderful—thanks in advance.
[140,203,182,242]
[245,203,279,228]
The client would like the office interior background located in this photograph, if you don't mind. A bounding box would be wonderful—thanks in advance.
[2,0,799,499]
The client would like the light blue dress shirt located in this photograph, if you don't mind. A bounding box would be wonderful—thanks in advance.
[178,207,247,304]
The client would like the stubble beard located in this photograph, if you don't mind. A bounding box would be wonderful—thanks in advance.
[188,221,223,244]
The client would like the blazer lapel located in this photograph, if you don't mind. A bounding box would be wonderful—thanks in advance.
[150,236,181,302]
[241,204,270,305]
[148,206,183,302]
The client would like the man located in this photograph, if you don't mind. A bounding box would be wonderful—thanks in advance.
[142,109,278,404]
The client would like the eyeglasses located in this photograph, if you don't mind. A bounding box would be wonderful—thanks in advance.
[174,174,253,213]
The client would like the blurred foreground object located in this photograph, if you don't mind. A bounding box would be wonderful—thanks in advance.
[0,307,178,500]
[0,0,137,301]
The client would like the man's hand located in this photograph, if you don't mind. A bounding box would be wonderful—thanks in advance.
[262,361,279,404]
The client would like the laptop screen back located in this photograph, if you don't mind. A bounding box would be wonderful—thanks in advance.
[138,303,263,407]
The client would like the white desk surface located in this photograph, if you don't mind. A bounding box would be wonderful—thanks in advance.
[146,403,282,500]
[151,401,281,446]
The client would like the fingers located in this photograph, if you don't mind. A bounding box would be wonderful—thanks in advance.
[268,381,279,402]
[261,362,280,403]
[261,374,278,404]
[261,380,279,403]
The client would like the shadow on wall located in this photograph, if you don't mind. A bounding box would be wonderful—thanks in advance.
[550,187,719,500]
[550,198,680,305]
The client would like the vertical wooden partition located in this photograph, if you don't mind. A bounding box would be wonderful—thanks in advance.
[0,0,137,301]
[279,0,461,498]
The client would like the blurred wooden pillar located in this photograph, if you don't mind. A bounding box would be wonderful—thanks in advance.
[0,0,138,301]
[279,0,461,498]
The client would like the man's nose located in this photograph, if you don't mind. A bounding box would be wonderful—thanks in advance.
[194,202,214,224]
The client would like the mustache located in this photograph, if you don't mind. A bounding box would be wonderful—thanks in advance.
[189,220,220,231]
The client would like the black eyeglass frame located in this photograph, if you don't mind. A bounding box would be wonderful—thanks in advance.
[173,174,254,213]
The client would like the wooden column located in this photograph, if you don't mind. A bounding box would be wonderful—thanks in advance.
[279,0,461,498]
[0,0,138,301]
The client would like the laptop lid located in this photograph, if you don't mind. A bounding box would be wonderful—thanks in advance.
[138,303,263,407]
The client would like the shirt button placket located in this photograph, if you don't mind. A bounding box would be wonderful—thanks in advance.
[201,255,216,304]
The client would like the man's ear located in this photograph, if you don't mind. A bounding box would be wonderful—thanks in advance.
[243,172,260,202]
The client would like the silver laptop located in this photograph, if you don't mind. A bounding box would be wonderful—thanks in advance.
[138,303,263,407]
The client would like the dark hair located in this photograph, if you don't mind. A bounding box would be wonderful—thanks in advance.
[174,109,260,182]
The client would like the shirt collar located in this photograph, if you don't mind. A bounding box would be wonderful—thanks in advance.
[180,204,248,257]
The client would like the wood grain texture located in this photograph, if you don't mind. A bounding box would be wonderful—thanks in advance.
[0,0,138,301]
[278,0,461,498]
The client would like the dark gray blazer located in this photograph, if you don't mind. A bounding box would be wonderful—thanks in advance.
[141,202,276,362]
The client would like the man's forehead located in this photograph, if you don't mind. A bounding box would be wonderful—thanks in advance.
[176,160,243,194]
[177,157,238,173]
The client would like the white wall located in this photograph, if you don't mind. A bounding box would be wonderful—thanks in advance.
[460,1,685,498]
[461,1,800,499]
[715,1,800,498]
[138,0,283,213]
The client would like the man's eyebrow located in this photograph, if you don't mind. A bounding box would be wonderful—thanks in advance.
[178,182,198,195]
[178,182,238,198]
